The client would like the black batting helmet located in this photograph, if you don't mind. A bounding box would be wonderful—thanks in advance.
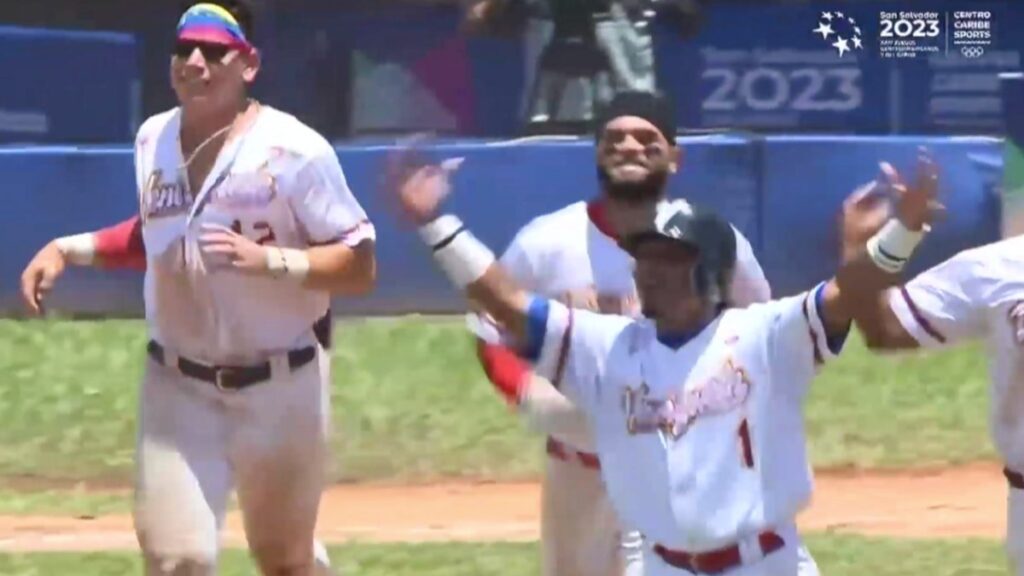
[620,199,737,309]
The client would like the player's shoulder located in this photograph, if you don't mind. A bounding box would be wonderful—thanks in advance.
[729,223,753,250]
[255,106,337,162]
[966,235,1024,265]
[509,200,585,240]
[573,305,641,346]
[509,201,588,250]
[134,108,179,145]
[719,301,773,327]
[943,236,1024,301]
[922,236,1018,283]
[721,289,807,326]
[518,201,588,236]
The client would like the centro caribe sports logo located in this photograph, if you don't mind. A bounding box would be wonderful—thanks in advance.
[813,11,863,57]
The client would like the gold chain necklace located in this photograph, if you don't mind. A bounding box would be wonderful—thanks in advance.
[180,122,234,169]
[179,99,256,169]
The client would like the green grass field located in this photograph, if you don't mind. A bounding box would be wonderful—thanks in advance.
[0,535,1010,576]
[0,316,1008,572]
[0,316,994,489]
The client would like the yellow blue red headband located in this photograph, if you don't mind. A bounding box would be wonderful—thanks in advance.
[177,3,254,53]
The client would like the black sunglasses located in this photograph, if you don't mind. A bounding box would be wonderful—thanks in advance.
[173,41,231,61]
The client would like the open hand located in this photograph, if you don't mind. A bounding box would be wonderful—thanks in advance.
[19,241,67,315]
[840,149,945,262]
[384,135,464,225]
[199,223,269,274]
[839,180,891,263]
[879,148,945,232]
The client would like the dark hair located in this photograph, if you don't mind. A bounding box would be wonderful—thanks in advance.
[178,0,255,39]
[594,90,677,145]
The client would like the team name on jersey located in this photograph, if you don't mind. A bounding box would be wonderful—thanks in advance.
[141,169,192,220]
[208,167,277,209]
[622,359,751,438]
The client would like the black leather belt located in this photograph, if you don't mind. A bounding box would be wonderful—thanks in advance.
[146,340,317,391]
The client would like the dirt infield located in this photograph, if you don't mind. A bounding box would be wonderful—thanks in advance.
[0,463,1009,552]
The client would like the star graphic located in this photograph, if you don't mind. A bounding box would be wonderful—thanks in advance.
[836,11,844,18]
[852,36,863,49]
[813,21,834,39]
[833,35,850,57]
[849,17,856,24]
[854,25,862,35]
[822,11,833,20]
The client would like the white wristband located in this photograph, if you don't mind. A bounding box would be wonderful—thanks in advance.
[266,247,310,282]
[866,219,928,273]
[418,214,464,246]
[55,233,97,266]
[418,215,495,288]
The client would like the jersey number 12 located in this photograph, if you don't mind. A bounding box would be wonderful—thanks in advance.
[231,219,277,245]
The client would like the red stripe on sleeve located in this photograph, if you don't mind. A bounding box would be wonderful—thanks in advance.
[476,340,531,405]
[94,216,146,270]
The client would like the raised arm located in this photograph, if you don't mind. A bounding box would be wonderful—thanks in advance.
[760,154,944,397]
[849,291,924,350]
[388,148,629,412]
[390,153,536,346]
[420,213,535,344]
[815,153,943,340]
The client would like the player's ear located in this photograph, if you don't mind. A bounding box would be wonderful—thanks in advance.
[241,49,261,84]
[668,143,682,174]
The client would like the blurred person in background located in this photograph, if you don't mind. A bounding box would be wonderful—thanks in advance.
[464,0,704,135]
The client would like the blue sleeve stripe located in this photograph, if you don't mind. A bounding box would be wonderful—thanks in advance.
[522,297,550,362]
[814,282,848,355]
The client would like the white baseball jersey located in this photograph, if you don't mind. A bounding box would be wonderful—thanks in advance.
[492,200,771,451]
[133,105,375,364]
[523,282,842,552]
[501,200,770,310]
[888,236,1024,469]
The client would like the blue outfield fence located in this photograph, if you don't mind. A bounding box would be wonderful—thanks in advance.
[0,26,141,145]
[0,136,1003,317]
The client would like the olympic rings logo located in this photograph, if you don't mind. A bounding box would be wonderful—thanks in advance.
[961,46,985,58]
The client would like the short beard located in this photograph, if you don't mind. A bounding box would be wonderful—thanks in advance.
[597,166,668,205]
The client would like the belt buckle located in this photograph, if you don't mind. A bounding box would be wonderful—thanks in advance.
[214,368,235,392]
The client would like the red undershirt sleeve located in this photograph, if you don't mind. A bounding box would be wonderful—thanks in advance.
[94,215,146,270]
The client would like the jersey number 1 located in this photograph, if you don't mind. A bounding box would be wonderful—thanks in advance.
[737,418,754,468]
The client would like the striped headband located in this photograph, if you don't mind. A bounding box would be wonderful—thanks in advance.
[177,3,254,53]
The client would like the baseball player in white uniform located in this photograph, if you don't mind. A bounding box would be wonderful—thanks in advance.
[18,3,375,575]
[845,168,1024,575]
[469,91,795,576]
[389,139,941,574]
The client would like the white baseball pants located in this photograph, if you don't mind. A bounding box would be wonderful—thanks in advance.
[133,344,335,575]
[642,524,820,576]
